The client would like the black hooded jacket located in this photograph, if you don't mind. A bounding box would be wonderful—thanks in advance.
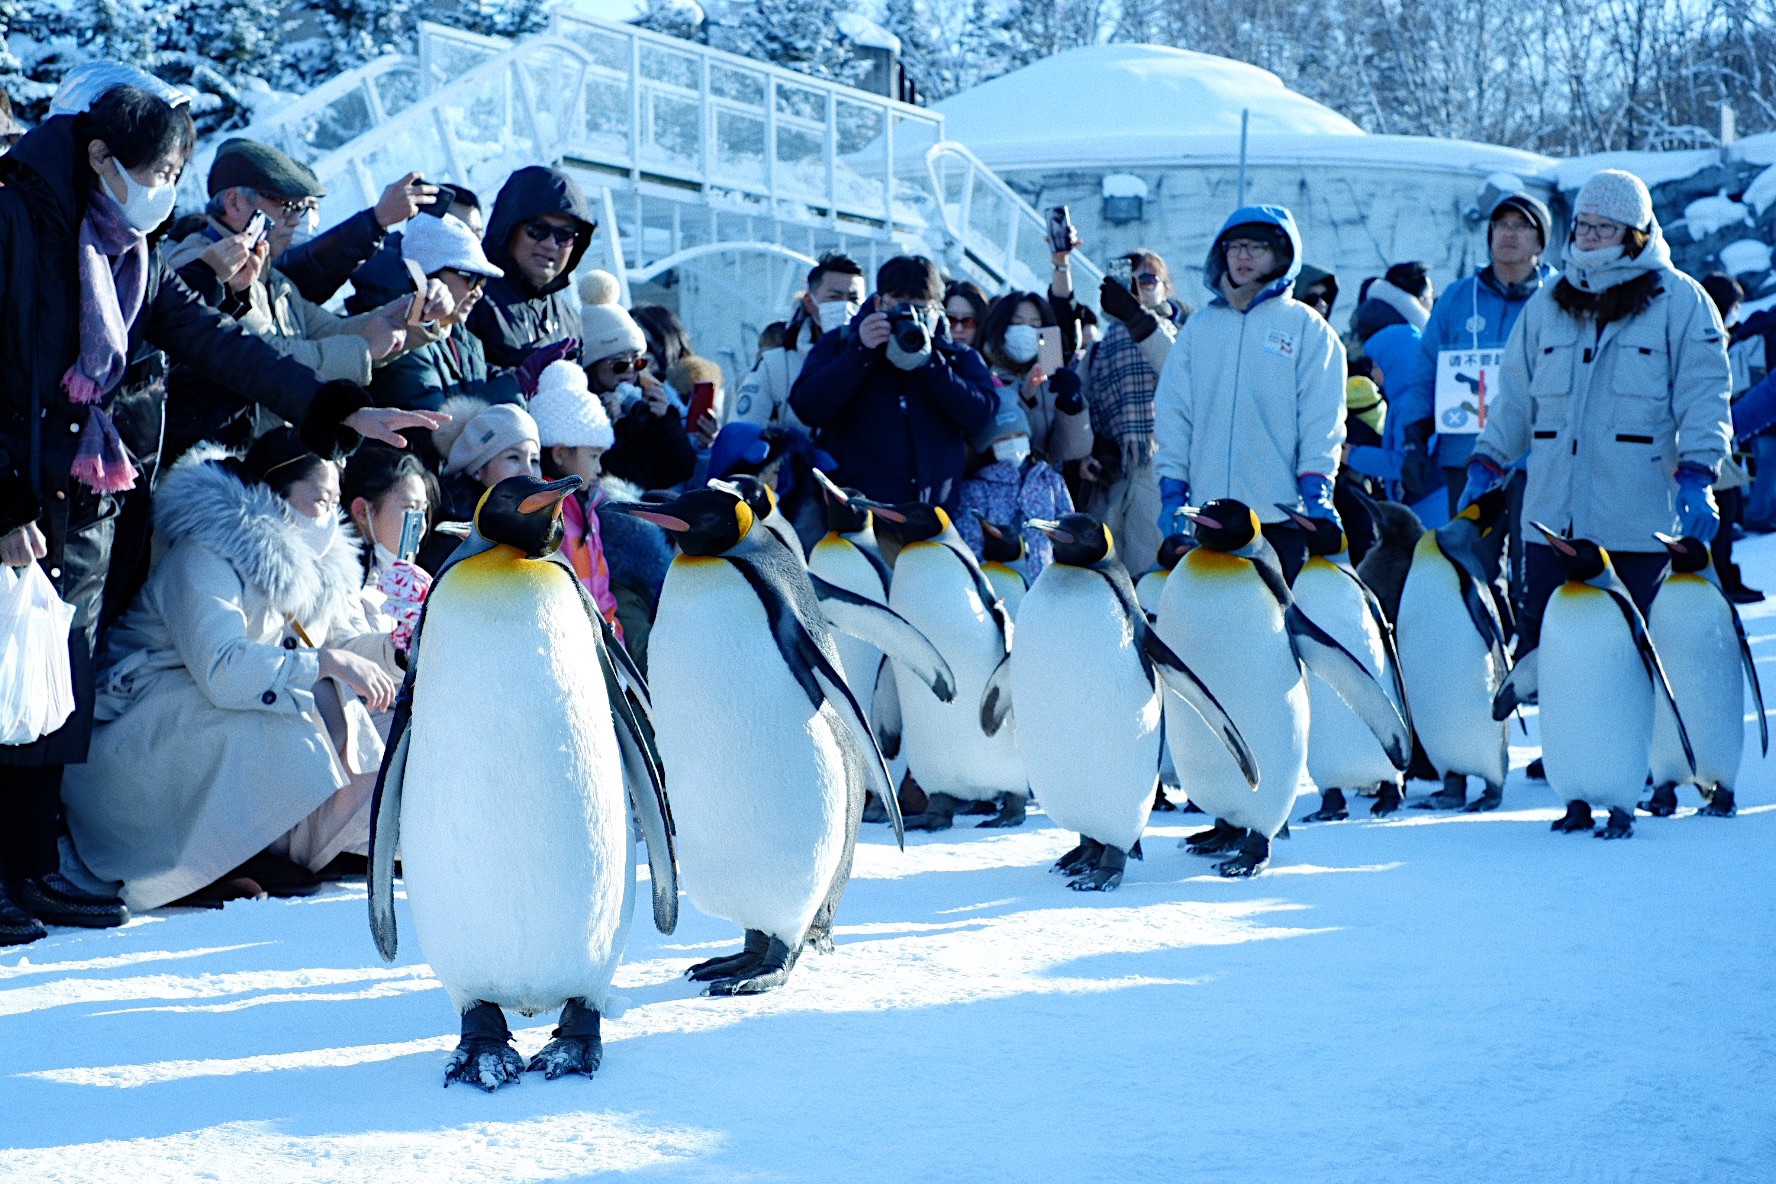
[466,166,594,370]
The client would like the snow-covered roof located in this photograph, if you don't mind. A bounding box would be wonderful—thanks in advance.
[836,12,900,53]
[935,44,1364,169]
[556,0,649,23]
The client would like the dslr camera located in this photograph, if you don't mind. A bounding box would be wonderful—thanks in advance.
[885,302,933,356]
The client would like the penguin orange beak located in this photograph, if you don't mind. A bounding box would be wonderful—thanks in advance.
[1026,518,1072,545]
[970,509,1004,540]
[604,500,690,532]
[1185,511,1223,532]
[852,497,907,524]
[517,476,582,515]
[1274,503,1317,531]
[1652,531,1687,555]
[1531,521,1577,557]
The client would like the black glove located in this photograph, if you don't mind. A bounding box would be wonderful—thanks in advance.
[302,379,373,462]
[1399,418,1438,504]
[1098,277,1161,343]
[1048,367,1084,415]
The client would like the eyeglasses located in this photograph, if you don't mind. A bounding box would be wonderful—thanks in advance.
[257,194,318,223]
[1134,272,1163,287]
[1223,241,1270,258]
[1573,218,1623,240]
[444,269,486,292]
[947,314,977,331]
[601,355,644,375]
[523,221,582,247]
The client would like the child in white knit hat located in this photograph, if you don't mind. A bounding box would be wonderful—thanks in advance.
[530,360,624,635]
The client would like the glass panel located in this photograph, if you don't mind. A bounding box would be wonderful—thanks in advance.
[713,109,767,189]
[775,83,825,123]
[775,122,826,201]
[710,64,764,108]
[428,36,500,90]
[362,124,453,207]
[644,91,702,171]
[641,44,699,93]
[556,19,630,73]
[834,100,886,215]
[522,47,582,148]
[371,66,420,119]
[579,77,631,160]
[442,74,537,177]
[293,88,373,155]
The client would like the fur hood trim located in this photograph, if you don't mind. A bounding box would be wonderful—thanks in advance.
[153,445,365,627]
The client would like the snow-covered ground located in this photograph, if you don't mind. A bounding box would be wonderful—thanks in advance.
[6,543,1776,1183]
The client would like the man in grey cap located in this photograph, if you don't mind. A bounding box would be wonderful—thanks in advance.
[161,138,449,460]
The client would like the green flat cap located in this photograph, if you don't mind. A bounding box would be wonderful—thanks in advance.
[208,138,327,200]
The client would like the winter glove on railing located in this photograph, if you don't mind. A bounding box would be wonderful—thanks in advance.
[1048,366,1084,415]
[1400,418,1438,504]
[515,337,580,397]
[1675,462,1721,543]
[1098,277,1163,343]
[1157,476,1190,538]
[1458,454,1506,513]
[1298,472,1342,530]
[377,559,433,652]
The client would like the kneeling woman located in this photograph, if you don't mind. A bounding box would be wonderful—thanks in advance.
[63,431,400,908]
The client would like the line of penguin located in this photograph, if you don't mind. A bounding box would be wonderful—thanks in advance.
[365,468,1765,1091]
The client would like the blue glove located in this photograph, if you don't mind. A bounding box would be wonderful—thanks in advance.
[1298,473,1342,529]
[1675,463,1720,543]
[1158,477,1190,537]
[1457,456,1506,512]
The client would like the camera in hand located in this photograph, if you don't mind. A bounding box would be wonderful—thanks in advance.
[883,302,936,371]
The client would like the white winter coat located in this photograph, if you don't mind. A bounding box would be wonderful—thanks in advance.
[62,449,395,909]
[727,334,817,434]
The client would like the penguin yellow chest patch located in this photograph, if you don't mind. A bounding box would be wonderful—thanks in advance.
[439,544,570,602]
[1183,548,1249,579]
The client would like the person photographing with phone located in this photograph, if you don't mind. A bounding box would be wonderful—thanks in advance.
[975,290,1093,469]
[789,254,998,508]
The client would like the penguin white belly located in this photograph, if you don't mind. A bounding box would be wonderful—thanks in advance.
[1650,577,1744,792]
[1135,570,1168,622]
[1156,551,1306,837]
[983,563,1026,621]
[1396,540,1508,788]
[809,536,885,703]
[402,554,628,1016]
[1293,561,1400,791]
[650,558,848,943]
[890,543,1023,800]
[1540,585,1652,811]
[1011,567,1159,852]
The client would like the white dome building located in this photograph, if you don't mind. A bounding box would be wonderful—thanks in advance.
[936,45,1559,313]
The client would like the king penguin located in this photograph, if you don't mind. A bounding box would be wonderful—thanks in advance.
[973,512,1029,619]
[1002,513,1257,890]
[1135,533,1193,623]
[1493,526,1695,839]
[1278,507,1411,822]
[1154,499,1410,876]
[1643,535,1766,818]
[613,487,901,992]
[368,474,678,1091]
[1394,492,1512,811]
[856,497,1028,829]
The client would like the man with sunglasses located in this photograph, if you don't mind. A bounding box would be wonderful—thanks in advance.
[467,165,597,372]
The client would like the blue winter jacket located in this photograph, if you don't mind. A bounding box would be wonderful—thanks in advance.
[1397,263,1554,467]
[1345,323,1432,494]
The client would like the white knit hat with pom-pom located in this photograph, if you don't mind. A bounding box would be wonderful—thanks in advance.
[578,269,647,364]
[529,360,614,450]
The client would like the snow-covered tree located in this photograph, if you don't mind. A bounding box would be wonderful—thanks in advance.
[631,0,708,43]
[706,0,864,85]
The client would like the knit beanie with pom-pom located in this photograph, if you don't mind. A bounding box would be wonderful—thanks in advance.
[529,360,614,450]
[578,269,647,364]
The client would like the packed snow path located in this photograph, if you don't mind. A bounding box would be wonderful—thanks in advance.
[7,547,1776,1182]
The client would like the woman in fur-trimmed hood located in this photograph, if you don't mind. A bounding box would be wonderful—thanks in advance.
[61,433,401,910]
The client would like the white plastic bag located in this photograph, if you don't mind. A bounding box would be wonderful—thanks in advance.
[0,562,77,745]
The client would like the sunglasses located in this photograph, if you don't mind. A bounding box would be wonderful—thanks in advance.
[947,314,977,331]
[445,269,487,292]
[601,355,644,375]
[523,221,582,247]
[1134,272,1162,287]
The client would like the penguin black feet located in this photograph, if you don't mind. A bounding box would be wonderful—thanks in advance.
[444,1002,524,1091]
[687,929,771,982]
[1639,784,1679,817]
[1462,784,1504,813]
[1068,845,1126,892]
[1594,807,1634,840]
[902,792,959,832]
[1551,800,1595,834]
[1184,819,1245,855]
[705,936,798,996]
[977,790,1027,828]
[1052,836,1104,876]
[1412,773,1467,810]
[1699,788,1738,817]
[1371,783,1404,816]
[1215,832,1271,878]
[1526,757,1546,781]
[527,999,602,1081]
[1301,787,1348,823]
[1152,785,1179,812]
[861,792,890,824]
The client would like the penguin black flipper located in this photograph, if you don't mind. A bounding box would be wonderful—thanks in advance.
[1138,626,1261,788]
[856,538,893,598]
[367,678,412,964]
[1731,602,1769,756]
[980,652,1013,737]
[731,555,905,847]
[810,572,957,702]
[1603,583,1697,776]
[941,538,1013,647]
[1284,605,1412,770]
[1334,564,1414,733]
[1492,648,1538,722]
[872,657,902,758]
[1439,536,1510,668]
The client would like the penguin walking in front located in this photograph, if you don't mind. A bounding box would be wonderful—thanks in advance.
[369,474,678,1091]
[1349,487,1426,625]
[856,498,1028,830]
[1642,534,1763,817]
[1154,499,1410,876]
[1493,526,1695,839]
[973,513,1029,619]
[1001,513,1257,890]
[1277,506,1411,821]
[1394,492,1513,811]
[1135,533,1193,623]
[613,487,902,992]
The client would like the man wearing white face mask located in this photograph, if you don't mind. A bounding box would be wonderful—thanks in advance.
[728,253,867,434]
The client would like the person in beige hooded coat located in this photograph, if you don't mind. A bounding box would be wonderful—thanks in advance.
[61,433,399,909]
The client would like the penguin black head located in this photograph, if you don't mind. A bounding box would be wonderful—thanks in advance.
[474,474,581,557]
[1533,522,1609,583]
[1187,498,1261,552]
[856,499,949,544]
[1155,533,1193,572]
[717,474,776,524]
[812,469,870,534]
[1031,513,1112,567]
[1655,532,1711,574]
[616,487,755,556]
[972,511,1026,564]
[1274,503,1346,557]
[1458,487,1510,536]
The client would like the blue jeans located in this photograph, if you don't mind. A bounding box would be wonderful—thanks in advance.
[1747,432,1776,523]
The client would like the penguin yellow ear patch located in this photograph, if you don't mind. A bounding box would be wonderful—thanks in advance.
[1458,504,1482,522]
[935,507,952,532]
[734,500,755,537]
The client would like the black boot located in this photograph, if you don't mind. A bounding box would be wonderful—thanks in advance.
[1699,788,1738,817]
[1370,782,1404,816]
[1051,836,1103,876]
[1639,783,1679,817]
[528,998,602,1079]
[1594,807,1634,840]
[6,873,129,929]
[687,928,771,982]
[445,1001,524,1091]
[1463,784,1504,813]
[1301,787,1348,822]
[706,935,800,996]
[1551,800,1594,833]
[0,882,47,947]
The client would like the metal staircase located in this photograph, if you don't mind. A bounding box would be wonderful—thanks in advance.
[199,14,1102,378]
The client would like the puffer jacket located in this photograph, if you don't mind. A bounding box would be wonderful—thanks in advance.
[1474,235,1731,553]
[956,457,1073,578]
[1153,205,1346,524]
[467,166,594,370]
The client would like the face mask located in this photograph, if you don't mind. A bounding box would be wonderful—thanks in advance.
[1002,324,1041,364]
[815,300,859,332]
[108,161,176,233]
[993,436,1032,466]
[295,507,340,557]
[372,540,399,572]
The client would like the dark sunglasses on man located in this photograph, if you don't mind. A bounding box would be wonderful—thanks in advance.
[445,268,487,292]
[523,220,582,247]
